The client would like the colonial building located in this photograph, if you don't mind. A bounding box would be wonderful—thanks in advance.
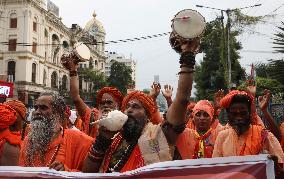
[105,51,137,88]
[0,0,106,106]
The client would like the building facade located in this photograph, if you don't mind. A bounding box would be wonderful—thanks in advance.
[105,51,137,87]
[0,0,106,106]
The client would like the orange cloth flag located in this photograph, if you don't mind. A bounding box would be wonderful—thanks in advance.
[213,125,284,164]
[19,129,94,171]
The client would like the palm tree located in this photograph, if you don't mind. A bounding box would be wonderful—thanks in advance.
[273,21,284,53]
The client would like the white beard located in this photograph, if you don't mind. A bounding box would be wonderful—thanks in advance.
[25,114,58,166]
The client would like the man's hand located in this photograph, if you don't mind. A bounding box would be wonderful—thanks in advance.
[214,89,224,109]
[258,89,270,111]
[98,126,117,140]
[149,82,161,99]
[49,161,65,171]
[246,80,256,97]
[162,84,173,99]
[180,38,201,54]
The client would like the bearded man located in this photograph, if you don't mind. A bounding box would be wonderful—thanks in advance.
[68,58,123,138]
[82,39,199,173]
[212,90,284,165]
[19,92,94,171]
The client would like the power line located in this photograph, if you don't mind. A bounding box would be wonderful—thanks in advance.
[0,32,171,47]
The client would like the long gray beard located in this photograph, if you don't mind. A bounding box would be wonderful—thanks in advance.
[25,115,58,166]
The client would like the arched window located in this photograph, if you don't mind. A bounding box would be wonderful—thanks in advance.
[44,29,48,38]
[31,63,36,83]
[10,13,17,28]
[52,34,60,64]
[62,41,69,48]
[62,75,67,90]
[51,71,58,88]
[94,60,98,67]
[7,61,16,82]
[33,17,37,32]
[43,70,47,86]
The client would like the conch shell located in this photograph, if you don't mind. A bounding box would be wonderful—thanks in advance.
[95,110,128,131]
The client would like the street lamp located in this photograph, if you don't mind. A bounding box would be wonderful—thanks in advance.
[196,4,261,88]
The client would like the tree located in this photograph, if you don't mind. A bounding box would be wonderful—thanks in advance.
[79,67,108,106]
[255,59,284,85]
[107,61,134,95]
[194,19,245,100]
[238,77,284,97]
[273,21,284,53]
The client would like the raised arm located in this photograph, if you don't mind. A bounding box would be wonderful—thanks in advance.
[166,40,199,126]
[162,84,173,108]
[259,89,281,141]
[67,59,88,118]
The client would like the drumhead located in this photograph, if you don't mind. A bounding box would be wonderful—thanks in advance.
[172,9,206,39]
[74,42,91,61]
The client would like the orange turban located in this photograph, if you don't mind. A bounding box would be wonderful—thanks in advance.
[4,100,27,121]
[220,90,253,109]
[96,87,123,107]
[187,102,196,111]
[121,91,157,120]
[193,100,214,120]
[0,104,17,129]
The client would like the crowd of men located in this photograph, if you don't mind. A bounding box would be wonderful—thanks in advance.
[0,39,284,177]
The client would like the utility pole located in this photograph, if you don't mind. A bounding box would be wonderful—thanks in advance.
[196,4,261,89]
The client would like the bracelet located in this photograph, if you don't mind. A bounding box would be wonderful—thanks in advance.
[179,52,196,68]
[177,70,195,75]
[69,70,78,77]
[180,64,194,68]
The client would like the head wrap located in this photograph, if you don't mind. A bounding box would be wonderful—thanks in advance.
[193,100,214,120]
[4,100,27,121]
[0,104,17,129]
[69,110,77,124]
[220,90,254,109]
[187,102,196,111]
[96,87,123,108]
[121,91,157,120]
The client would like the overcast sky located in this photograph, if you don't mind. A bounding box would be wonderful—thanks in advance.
[51,0,283,95]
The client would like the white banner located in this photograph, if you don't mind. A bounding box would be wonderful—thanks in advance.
[0,155,274,178]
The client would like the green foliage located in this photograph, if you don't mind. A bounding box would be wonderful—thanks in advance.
[79,68,108,106]
[195,19,245,100]
[230,9,263,33]
[142,89,150,94]
[273,21,284,53]
[238,77,284,97]
[107,61,134,95]
[255,59,284,85]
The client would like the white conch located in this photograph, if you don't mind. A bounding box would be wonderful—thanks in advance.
[96,110,128,131]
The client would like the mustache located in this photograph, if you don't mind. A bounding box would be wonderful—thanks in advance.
[31,115,46,121]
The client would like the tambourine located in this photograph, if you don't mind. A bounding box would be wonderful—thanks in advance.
[61,42,91,70]
[170,9,206,54]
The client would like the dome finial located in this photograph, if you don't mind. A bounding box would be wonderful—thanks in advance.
[92,10,97,18]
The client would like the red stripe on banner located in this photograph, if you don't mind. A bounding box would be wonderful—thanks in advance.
[127,163,267,179]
